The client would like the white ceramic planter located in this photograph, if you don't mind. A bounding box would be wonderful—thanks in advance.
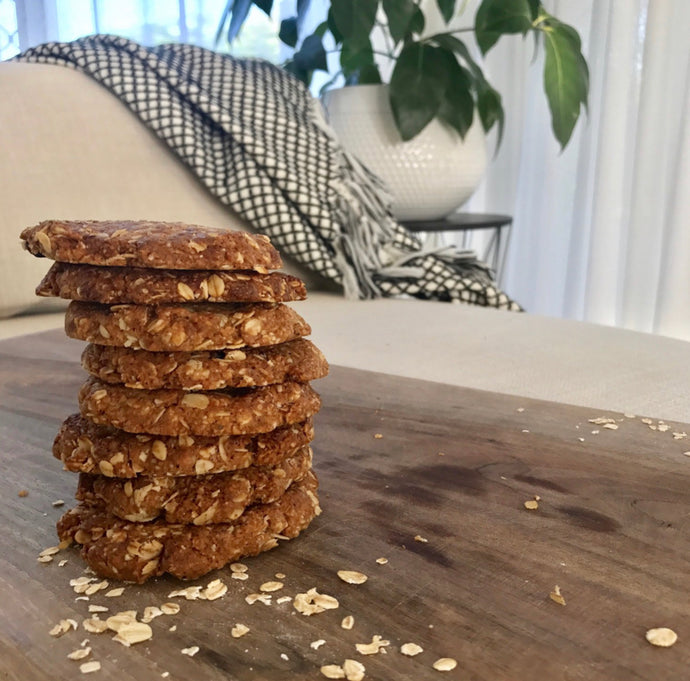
[322,84,488,221]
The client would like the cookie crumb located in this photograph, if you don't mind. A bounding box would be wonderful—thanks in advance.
[181,646,199,657]
[311,639,326,650]
[341,615,354,630]
[67,647,92,661]
[524,499,539,510]
[231,623,250,638]
[79,661,101,674]
[18,489,28,497]
[343,659,366,681]
[414,535,428,543]
[104,587,124,598]
[320,664,345,679]
[373,433,383,439]
[260,581,284,592]
[52,499,65,507]
[400,642,423,656]
[375,557,388,565]
[355,635,389,655]
[337,570,368,585]
[549,585,566,606]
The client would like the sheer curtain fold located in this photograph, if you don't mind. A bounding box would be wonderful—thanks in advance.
[468,0,689,341]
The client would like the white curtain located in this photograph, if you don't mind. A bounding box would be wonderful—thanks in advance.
[465,0,690,341]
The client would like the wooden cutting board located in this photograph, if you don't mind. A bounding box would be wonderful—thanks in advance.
[0,330,688,681]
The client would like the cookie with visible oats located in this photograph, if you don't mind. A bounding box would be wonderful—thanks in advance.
[79,376,321,436]
[58,473,321,582]
[53,414,315,477]
[65,301,310,351]
[37,262,306,304]
[76,446,313,523]
[20,219,281,271]
[81,339,328,390]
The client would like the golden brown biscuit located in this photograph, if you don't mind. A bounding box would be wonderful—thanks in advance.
[53,414,314,477]
[76,446,312,523]
[37,262,306,304]
[57,473,320,582]
[81,339,328,390]
[65,301,311,351]
[79,377,322,436]
[21,219,281,270]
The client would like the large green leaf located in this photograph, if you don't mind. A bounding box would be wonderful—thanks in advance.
[436,50,474,138]
[389,43,448,140]
[436,0,456,23]
[359,62,383,84]
[340,37,375,78]
[476,80,504,145]
[279,17,298,47]
[327,7,343,44]
[294,33,328,72]
[475,0,534,54]
[542,24,588,149]
[331,0,378,48]
[381,0,417,45]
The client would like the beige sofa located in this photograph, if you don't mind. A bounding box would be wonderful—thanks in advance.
[2,61,689,422]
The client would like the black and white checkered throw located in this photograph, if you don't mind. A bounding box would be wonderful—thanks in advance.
[16,35,520,310]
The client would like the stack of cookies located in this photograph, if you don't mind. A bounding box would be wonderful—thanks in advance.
[20,219,327,583]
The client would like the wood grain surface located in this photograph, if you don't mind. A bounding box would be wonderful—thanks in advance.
[0,330,688,681]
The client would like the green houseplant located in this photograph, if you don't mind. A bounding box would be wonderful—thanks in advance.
[218,0,589,150]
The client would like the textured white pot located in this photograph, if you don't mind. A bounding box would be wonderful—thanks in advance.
[322,84,488,221]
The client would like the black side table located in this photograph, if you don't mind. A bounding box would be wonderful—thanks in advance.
[401,212,513,280]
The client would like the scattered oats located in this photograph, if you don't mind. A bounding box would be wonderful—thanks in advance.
[645,627,677,647]
[37,555,54,563]
[657,424,670,433]
[39,546,61,558]
[549,585,566,606]
[293,588,339,615]
[433,658,458,672]
[341,615,354,630]
[202,579,227,600]
[641,418,653,425]
[52,499,65,507]
[230,562,248,573]
[672,432,687,440]
[106,612,138,633]
[401,642,423,656]
[521,429,530,433]
[276,596,292,605]
[245,593,272,606]
[85,580,109,596]
[280,653,289,661]
[58,559,68,567]
[104,587,124,598]
[142,606,163,623]
[311,639,326,650]
[649,425,658,431]
[373,433,383,439]
[275,572,286,579]
[591,430,600,435]
[75,596,90,602]
[337,570,368,585]
[321,664,345,679]
[18,489,28,497]
[49,619,77,637]
[684,451,690,457]
[355,635,390,655]
[162,673,169,678]
[82,618,108,634]
[160,602,180,615]
[67,647,91,661]
[624,413,636,418]
[231,623,250,638]
[232,572,249,581]
[169,625,177,632]
[603,423,619,430]
[80,639,90,647]
[516,407,525,412]
[260,581,284,592]
[414,535,428,544]
[343,659,366,681]
[375,557,388,565]
[181,646,199,657]
[168,585,202,600]
[79,661,101,674]
[438,451,445,456]
[88,605,109,613]
[524,499,539,510]
[589,417,616,425]
[578,438,585,442]
[113,621,153,647]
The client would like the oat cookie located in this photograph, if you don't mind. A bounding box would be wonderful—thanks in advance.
[81,339,328,390]
[21,219,281,271]
[58,473,321,582]
[79,377,321,436]
[65,301,311,351]
[76,446,312,523]
[37,262,306,304]
[53,414,314,477]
